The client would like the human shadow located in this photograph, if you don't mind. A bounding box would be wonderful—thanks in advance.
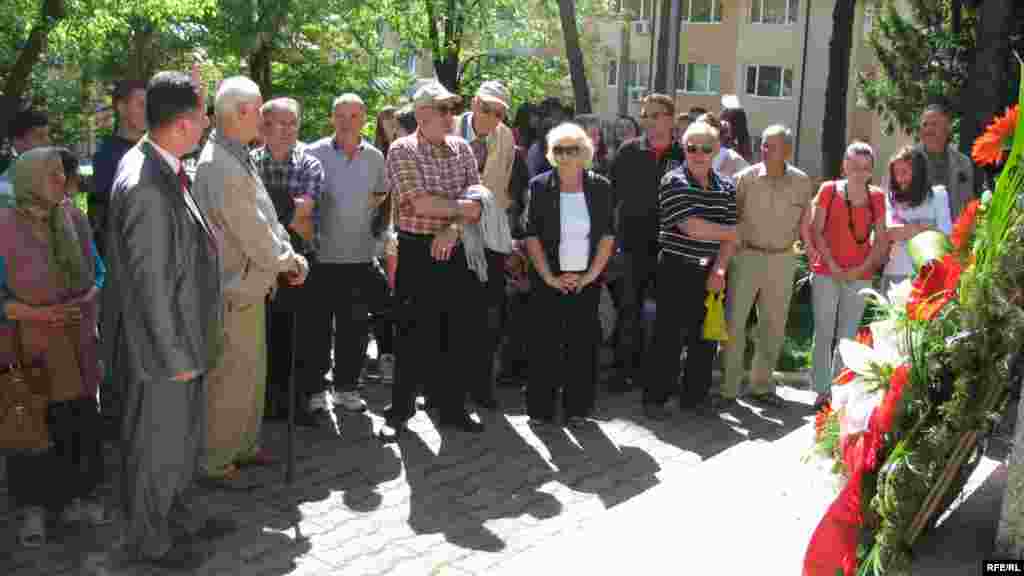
[398,413,562,554]
[532,419,661,509]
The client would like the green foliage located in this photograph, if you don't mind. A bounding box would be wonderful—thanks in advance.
[858,0,976,136]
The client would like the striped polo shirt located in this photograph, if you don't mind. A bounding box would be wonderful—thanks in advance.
[658,164,737,266]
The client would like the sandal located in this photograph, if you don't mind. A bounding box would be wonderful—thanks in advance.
[19,506,45,548]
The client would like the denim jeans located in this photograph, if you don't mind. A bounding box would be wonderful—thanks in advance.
[810,274,870,395]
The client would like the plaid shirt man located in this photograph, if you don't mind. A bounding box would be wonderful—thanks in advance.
[251,143,325,254]
[386,131,482,235]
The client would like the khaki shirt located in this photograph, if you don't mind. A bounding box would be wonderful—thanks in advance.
[734,162,813,252]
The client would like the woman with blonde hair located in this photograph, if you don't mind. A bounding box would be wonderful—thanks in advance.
[1,147,109,547]
[523,122,616,428]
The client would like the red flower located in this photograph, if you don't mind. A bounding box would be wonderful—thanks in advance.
[855,326,874,348]
[908,254,963,320]
[873,365,909,434]
[834,368,857,385]
[972,106,1017,167]
[951,199,981,251]
[814,403,834,439]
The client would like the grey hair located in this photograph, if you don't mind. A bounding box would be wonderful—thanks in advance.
[761,124,792,146]
[214,76,262,119]
[845,140,875,165]
[261,97,301,122]
[545,122,595,169]
[332,93,366,110]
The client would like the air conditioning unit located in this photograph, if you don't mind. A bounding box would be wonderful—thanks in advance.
[629,86,647,102]
[632,20,651,36]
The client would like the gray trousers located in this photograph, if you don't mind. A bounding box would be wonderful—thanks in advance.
[121,374,207,560]
[810,274,869,395]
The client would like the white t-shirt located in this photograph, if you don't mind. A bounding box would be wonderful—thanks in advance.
[559,191,590,272]
[884,185,953,278]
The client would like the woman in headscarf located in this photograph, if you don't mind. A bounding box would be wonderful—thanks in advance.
[0,147,109,547]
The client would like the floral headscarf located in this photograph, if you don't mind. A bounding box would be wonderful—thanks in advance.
[12,147,88,291]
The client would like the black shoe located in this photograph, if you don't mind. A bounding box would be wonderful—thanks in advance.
[473,395,499,412]
[643,402,671,421]
[195,516,238,542]
[147,540,208,571]
[606,374,634,395]
[440,413,485,433]
[377,420,407,443]
[292,409,321,429]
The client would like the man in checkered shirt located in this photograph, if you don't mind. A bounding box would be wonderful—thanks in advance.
[250,97,326,428]
[378,80,487,441]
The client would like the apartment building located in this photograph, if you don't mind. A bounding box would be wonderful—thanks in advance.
[593,0,912,180]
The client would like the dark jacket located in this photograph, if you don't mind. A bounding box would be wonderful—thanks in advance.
[101,141,223,384]
[610,137,685,254]
[524,169,616,278]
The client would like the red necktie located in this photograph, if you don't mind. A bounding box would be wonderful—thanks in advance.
[178,167,190,193]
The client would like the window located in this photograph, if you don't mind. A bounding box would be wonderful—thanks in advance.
[745,64,793,98]
[681,0,722,23]
[750,0,799,25]
[608,59,618,87]
[678,63,720,94]
[629,61,649,87]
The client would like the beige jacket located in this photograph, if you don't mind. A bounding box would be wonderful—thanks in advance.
[455,113,516,210]
[193,131,302,304]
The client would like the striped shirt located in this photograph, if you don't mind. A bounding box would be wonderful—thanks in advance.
[658,164,737,265]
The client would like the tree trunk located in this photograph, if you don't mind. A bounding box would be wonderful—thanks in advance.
[652,0,672,91]
[821,0,857,180]
[558,0,592,113]
[434,54,460,94]
[249,44,274,98]
[0,0,66,139]
[959,0,1013,161]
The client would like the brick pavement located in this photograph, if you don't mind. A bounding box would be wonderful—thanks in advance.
[0,372,819,576]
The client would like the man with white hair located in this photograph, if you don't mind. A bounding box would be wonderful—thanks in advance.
[305,93,387,416]
[193,76,309,487]
[251,97,326,428]
[453,80,515,410]
[719,124,813,409]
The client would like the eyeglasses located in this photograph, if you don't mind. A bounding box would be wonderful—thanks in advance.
[686,143,715,155]
[432,103,457,116]
[552,145,581,157]
[640,111,669,120]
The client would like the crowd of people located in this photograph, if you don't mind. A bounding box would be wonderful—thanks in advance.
[0,63,978,569]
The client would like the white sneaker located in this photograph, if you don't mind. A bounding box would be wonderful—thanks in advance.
[378,354,395,384]
[332,390,367,412]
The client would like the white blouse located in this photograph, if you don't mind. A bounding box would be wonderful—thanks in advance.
[559,191,591,272]
[884,185,953,278]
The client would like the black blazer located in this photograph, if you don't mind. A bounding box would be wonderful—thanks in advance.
[524,168,616,276]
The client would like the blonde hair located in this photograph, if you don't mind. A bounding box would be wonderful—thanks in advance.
[545,122,595,168]
[681,121,719,145]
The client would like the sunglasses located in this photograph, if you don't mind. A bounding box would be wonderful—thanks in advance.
[686,143,715,155]
[552,145,581,157]
[432,103,457,116]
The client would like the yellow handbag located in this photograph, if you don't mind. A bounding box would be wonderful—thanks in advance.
[703,291,729,342]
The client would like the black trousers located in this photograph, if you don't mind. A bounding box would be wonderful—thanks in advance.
[367,257,395,356]
[303,262,374,394]
[613,249,657,379]
[643,253,718,408]
[470,249,507,402]
[499,291,532,381]
[7,397,105,512]
[390,234,480,423]
[527,281,601,421]
[266,280,328,414]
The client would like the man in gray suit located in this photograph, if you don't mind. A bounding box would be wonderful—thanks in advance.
[917,102,976,220]
[103,71,224,570]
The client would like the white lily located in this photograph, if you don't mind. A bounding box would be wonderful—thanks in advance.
[830,328,909,439]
